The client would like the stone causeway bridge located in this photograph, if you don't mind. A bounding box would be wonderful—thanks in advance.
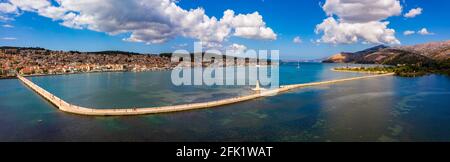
[17,73,394,116]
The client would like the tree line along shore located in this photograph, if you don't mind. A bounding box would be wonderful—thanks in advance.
[333,61,450,77]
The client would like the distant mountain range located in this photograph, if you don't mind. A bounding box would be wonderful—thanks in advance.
[323,40,450,65]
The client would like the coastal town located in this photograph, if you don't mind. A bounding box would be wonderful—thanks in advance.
[0,47,272,79]
[0,47,177,78]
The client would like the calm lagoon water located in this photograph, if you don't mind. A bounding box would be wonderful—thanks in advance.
[1,63,450,141]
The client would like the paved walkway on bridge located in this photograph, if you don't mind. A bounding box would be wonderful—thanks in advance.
[17,73,394,116]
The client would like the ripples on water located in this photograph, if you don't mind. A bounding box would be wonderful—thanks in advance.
[0,63,449,141]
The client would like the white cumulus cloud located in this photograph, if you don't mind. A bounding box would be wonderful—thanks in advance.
[8,0,50,12]
[0,2,17,13]
[322,0,402,23]
[403,30,415,36]
[228,43,247,51]
[229,10,276,40]
[404,7,422,18]
[315,17,400,44]
[315,0,402,45]
[0,0,277,46]
[2,24,13,28]
[226,43,247,55]
[418,28,433,35]
[293,36,302,44]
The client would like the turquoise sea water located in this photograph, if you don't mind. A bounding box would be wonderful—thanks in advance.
[1,63,450,141]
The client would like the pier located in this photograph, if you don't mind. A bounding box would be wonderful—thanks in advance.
[17,73,394,116]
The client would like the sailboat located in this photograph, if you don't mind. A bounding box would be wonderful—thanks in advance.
[297,59,301,69]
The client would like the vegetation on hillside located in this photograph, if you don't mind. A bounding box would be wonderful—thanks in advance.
[335,59,450,77]
[325,41,450,77]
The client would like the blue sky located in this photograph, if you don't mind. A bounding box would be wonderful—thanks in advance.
[0,0,449,60]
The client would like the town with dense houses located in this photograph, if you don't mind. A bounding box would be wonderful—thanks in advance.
[0,47,176,78]
[0,47,272,78]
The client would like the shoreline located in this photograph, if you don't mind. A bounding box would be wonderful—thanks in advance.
[0,76,17,80]
[331,68,390,74]
[0,68,171,79]
[1,64,277,79]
